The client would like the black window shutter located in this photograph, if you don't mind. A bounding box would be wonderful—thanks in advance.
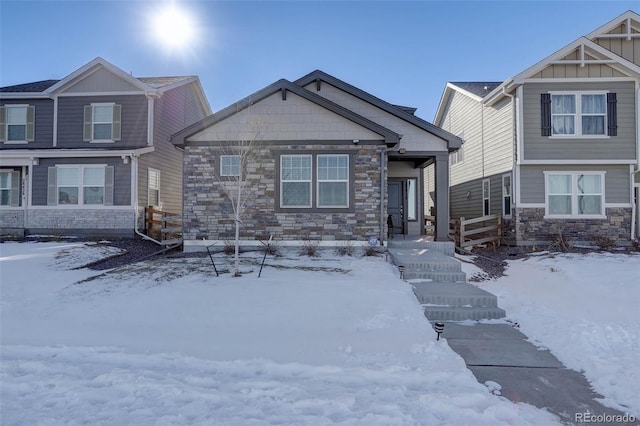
[607,93,617,136]
[541,93,552,136]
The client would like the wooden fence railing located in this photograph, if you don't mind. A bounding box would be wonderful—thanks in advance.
[144,207,183,246]
[449,214,502,249]
[424,215,436,236]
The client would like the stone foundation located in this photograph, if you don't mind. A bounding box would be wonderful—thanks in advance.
[514,207,632,245]
[25,208,136,238]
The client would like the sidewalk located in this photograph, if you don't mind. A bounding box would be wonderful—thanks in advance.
[388,238,638,425]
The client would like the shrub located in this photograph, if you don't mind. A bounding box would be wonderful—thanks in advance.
[335,242,355,256]
[593,235,617,251]
[363,245,382,257]
[547,223,573,253]
[300,239,320,257]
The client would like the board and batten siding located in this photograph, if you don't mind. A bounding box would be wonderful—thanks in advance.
[0,99,54,149]
[519,164,631,204]
[56,95,148,149]
[594,32,640,66]
[138,83,208,214]
[31,157,131,206]
[522,81,636,161]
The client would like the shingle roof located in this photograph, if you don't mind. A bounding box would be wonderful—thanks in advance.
[0,80,60,93]
[449,82,502,98]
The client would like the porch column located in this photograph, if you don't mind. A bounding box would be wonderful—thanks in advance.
[434,153,450,242]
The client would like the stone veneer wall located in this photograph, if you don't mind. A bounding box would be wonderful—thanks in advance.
[183,144,385,243]
[514,207,632,245]
[0,210,26,238]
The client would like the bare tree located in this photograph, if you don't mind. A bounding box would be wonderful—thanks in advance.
[213,112,264,276]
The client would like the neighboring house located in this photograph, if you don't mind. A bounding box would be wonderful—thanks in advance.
[172,70,461,251]
[0,57,211,239]
[433,11,640,245]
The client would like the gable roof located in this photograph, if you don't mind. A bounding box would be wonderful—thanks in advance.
[295,70,461,150]
[171,77,401,147]
[482,11,640,105]
[0,57,211,113]
[449,82,502,98]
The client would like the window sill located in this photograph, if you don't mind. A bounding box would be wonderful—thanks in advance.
[548,135,610,140]
[3,141,29,145]
[89,140,116,144]
[543,214,606,220]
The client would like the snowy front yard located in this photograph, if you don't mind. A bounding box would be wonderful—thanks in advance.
[0,242,637,425]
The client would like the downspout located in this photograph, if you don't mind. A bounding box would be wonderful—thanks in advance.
[502,87,516,219]
[380,144,402,246]
[631,168,638,240]
[132,152,161,244]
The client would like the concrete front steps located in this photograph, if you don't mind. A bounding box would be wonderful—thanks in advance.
[387,238,505,322]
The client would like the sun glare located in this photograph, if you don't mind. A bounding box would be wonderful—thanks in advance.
[151,3,197,51]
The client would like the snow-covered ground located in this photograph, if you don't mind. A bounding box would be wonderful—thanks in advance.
[0,242,636,425]
[462,250,640,417]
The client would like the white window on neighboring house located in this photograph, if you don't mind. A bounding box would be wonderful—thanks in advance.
[545,172,604,218]
[281,154,312,208]
[83,103,121,142]
[317,154,348,208]
[148,168,161,208]
[0,170,21,206]
[482,179,490,216]
[47,165,114,206]
[0,105,35,143]
[550,92,607,136]
[450,132,464,165]
[220,155,241,177]
[502,174,512,217]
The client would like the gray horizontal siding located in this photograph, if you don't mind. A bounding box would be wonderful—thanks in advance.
[32,157,131,206]
[522,81,636,160]
[451,173,510,221]
[57,95,148,148]
[140,83,208,214]
[519,164,631,204]
[0,99,54,149]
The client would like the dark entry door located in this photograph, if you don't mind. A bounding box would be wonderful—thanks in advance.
[388,181,404,236]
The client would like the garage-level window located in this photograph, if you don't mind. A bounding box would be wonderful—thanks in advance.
[48,165,114,206]
[545,172,604,218]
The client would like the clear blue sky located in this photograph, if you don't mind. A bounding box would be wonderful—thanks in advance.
[1,1,638,121]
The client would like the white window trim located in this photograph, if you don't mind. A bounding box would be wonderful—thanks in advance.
[5,104,29,144]
[90,103,116,143]
[543,171,606,219]
[148,168,161,208]
[220,155,241,177]
[0,169,13,206]
[549,91,609,139]
[502,173,512,218]
[482,178,490,216]
[316,154,349,208]
[56,164,107,207]
[280,154,312,208]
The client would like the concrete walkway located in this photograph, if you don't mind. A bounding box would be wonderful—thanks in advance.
[388,238,638,425]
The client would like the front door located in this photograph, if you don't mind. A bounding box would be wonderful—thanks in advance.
[388,180,404,236]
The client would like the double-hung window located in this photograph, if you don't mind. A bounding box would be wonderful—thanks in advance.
[0,105,35,143]
[549,92,607,137]
[280,153,350,209]
[0,170,20,206]
[281,155,312,207]
[48,165,114,206]
[545,172,604,218]
[317,154,348,208]
[84,103,121,142]
[148,168,161,207]
[482,179,490,216]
